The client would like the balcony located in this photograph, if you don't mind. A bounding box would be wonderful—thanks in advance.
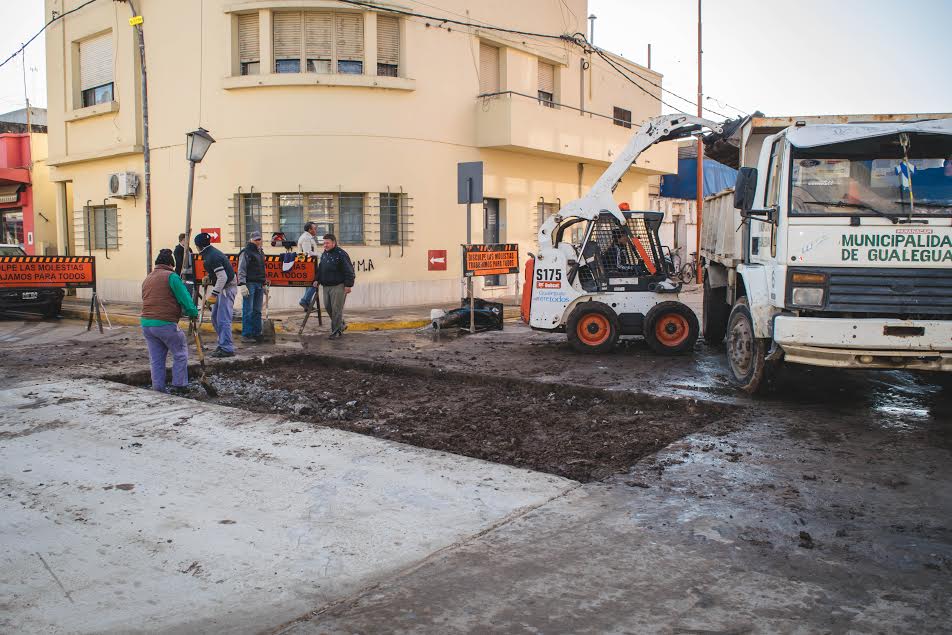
[475,92,677,175]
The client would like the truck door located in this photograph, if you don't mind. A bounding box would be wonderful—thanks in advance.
[750,138,783,263]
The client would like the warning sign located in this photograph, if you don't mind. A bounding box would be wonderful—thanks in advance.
[462,243,519,277]
[194,254,317,287]
[0,256,96,288]
[428,249,447,271]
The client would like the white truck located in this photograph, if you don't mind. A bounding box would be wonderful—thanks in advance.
[701,114,952,393]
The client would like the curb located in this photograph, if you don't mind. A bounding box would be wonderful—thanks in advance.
[59,307,432,334]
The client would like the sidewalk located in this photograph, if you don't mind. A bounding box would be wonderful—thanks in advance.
[61,295,522,334]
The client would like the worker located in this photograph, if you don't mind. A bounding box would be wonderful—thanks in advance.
[140,248,198,394]
[173,233,190,275]
[311,233,355,339]
[604,228,641,276]
[194,231,237,358]
[237,231,266,344]
[297,222,320,310]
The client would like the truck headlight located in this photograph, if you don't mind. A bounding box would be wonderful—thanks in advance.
[791,287,824,307]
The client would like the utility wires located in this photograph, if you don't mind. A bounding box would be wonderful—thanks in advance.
[0,0,101,71]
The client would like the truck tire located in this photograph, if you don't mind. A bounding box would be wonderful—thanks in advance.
[567,302,619,353]
[644,301,699,355]
[702,274,729,345]
[725,297,771,394]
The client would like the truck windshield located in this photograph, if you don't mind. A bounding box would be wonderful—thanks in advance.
[790,133,952,218]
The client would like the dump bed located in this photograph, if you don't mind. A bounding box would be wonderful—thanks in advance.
[699,188,741,266]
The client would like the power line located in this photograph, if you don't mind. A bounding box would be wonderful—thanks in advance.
[0,0,101,71]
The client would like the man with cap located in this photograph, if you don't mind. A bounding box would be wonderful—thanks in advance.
[195,231,238,357]
[237,231,266,343]
[141,248,199,393]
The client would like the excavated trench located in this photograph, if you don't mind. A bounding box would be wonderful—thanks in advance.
[113,354,737,482]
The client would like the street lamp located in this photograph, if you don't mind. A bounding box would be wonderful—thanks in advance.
[183,127,215,290]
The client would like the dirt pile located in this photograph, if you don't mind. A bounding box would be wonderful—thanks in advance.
[126,354,737,482]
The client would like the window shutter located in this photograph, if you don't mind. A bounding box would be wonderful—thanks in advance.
[377,15,399,65]
[273,11,302,60]
[79,32,113,91]
[335,13,364,62]
[305,11,333,59]
[538,60,554,94]
[479,43,499,94]
[238,13,259,63]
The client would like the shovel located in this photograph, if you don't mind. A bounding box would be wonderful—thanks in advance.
[191,283,218,397]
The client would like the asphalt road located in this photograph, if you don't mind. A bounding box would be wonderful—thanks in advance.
[0,315,949,633]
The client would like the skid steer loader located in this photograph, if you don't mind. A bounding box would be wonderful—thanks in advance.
[521,114,722,354]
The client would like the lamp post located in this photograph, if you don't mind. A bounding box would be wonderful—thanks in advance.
[183,127,215,284]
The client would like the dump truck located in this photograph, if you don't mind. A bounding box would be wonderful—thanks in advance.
[701,114,952,393]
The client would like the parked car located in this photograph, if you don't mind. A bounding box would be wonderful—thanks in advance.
[0,244,64,318]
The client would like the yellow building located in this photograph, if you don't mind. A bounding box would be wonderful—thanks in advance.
[44,0,675,308]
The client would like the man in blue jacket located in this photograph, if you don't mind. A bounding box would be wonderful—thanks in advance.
[312,233,355,339]
[195,231,237,357]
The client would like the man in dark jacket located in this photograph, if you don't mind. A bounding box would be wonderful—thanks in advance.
[313,233,355,339]
[237,231,266,343]
[195,231,237,357]
[141,249,199,393]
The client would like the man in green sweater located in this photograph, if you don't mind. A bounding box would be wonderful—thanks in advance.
[141,249,199,393]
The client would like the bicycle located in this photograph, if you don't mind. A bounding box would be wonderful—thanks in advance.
[678,252,699,285]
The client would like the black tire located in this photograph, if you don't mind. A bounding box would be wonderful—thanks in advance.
[679,263,696,284]
[725,297,771,394]
[566,302,619,354]
[702,273,729,345]
[644,301,699,355]
[43,301,61,319]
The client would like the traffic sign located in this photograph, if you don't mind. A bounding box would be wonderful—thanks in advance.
[462,243,519,277]
[427,249,447,271]
[200,227,221,243]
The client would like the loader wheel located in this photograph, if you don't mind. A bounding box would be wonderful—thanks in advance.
[567,302,619,353]
[702,273,729,345]
[644,301,699,355]
[726,297,772,395]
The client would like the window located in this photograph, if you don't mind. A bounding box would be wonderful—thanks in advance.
[86,205,118,250]
[238,12,260,75]
[764,139,783,207]
[79,32,114,108]
[339,193,364,244]
[613,107,632,129]
[537,61,555,108]
[537,201,557,229]
[233,193,262,246]
[0,210,24,246]
[376,15,399,77]
[273,10,363,74]
[277,193,364,244]
[379,193,401,245]
[479,43,499,94]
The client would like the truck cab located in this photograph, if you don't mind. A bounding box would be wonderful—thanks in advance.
[703,116,952,392]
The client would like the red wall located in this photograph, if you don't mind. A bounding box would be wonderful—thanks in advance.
[0,134,34,254]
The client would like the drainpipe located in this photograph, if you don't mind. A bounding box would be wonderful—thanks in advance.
[118,0,152,273]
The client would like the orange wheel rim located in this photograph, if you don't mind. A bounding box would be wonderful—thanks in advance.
[577,314,610,346]
[655,313,690,346]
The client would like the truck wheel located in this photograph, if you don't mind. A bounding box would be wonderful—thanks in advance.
[726,297,771,394]
[567,302,619,353]
[644,301,699,354]
[702,274,729,345]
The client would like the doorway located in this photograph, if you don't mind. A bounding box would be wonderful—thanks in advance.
[0,209,24,247]
[483,198,504,287]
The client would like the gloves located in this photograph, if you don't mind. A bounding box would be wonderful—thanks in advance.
[204,293,218,307]
[201,275,211,286]
[240,285,250,298]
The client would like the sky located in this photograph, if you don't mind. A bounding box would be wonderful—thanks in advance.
[0,0,950,119]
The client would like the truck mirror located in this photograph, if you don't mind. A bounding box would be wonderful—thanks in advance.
[734,167,758,212]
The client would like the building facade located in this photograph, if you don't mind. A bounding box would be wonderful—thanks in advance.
[0,119,58,255]
[44,0,675,308]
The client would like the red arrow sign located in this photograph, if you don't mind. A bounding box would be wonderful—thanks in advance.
[427,249,447,271]
[201,227,221,243]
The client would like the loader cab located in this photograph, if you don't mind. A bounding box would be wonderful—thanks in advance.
[573,211,670,293]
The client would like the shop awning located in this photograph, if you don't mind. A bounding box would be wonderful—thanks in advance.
[0,184,23,204]
[0,166,30,186]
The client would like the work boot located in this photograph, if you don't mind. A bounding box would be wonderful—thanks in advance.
[240,335,257,344]
[211,349,235,358]
[328,330,341,340]
[340,322,348,333]
[299,301,310,311]
[169,385,189,396]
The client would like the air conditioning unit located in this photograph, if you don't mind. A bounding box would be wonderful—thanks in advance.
[108,172,139,198]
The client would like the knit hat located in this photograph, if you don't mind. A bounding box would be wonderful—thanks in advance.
[250,231,262,241]
[194,232,212,249]
[155,248,175,267]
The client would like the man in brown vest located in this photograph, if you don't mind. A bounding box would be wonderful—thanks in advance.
[141,249,199,393]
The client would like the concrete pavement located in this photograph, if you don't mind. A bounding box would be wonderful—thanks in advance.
[0,379,572,633]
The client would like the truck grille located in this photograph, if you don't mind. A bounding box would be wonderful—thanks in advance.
[825,268,952,315]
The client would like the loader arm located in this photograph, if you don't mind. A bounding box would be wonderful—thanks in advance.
[539,114,723,245]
